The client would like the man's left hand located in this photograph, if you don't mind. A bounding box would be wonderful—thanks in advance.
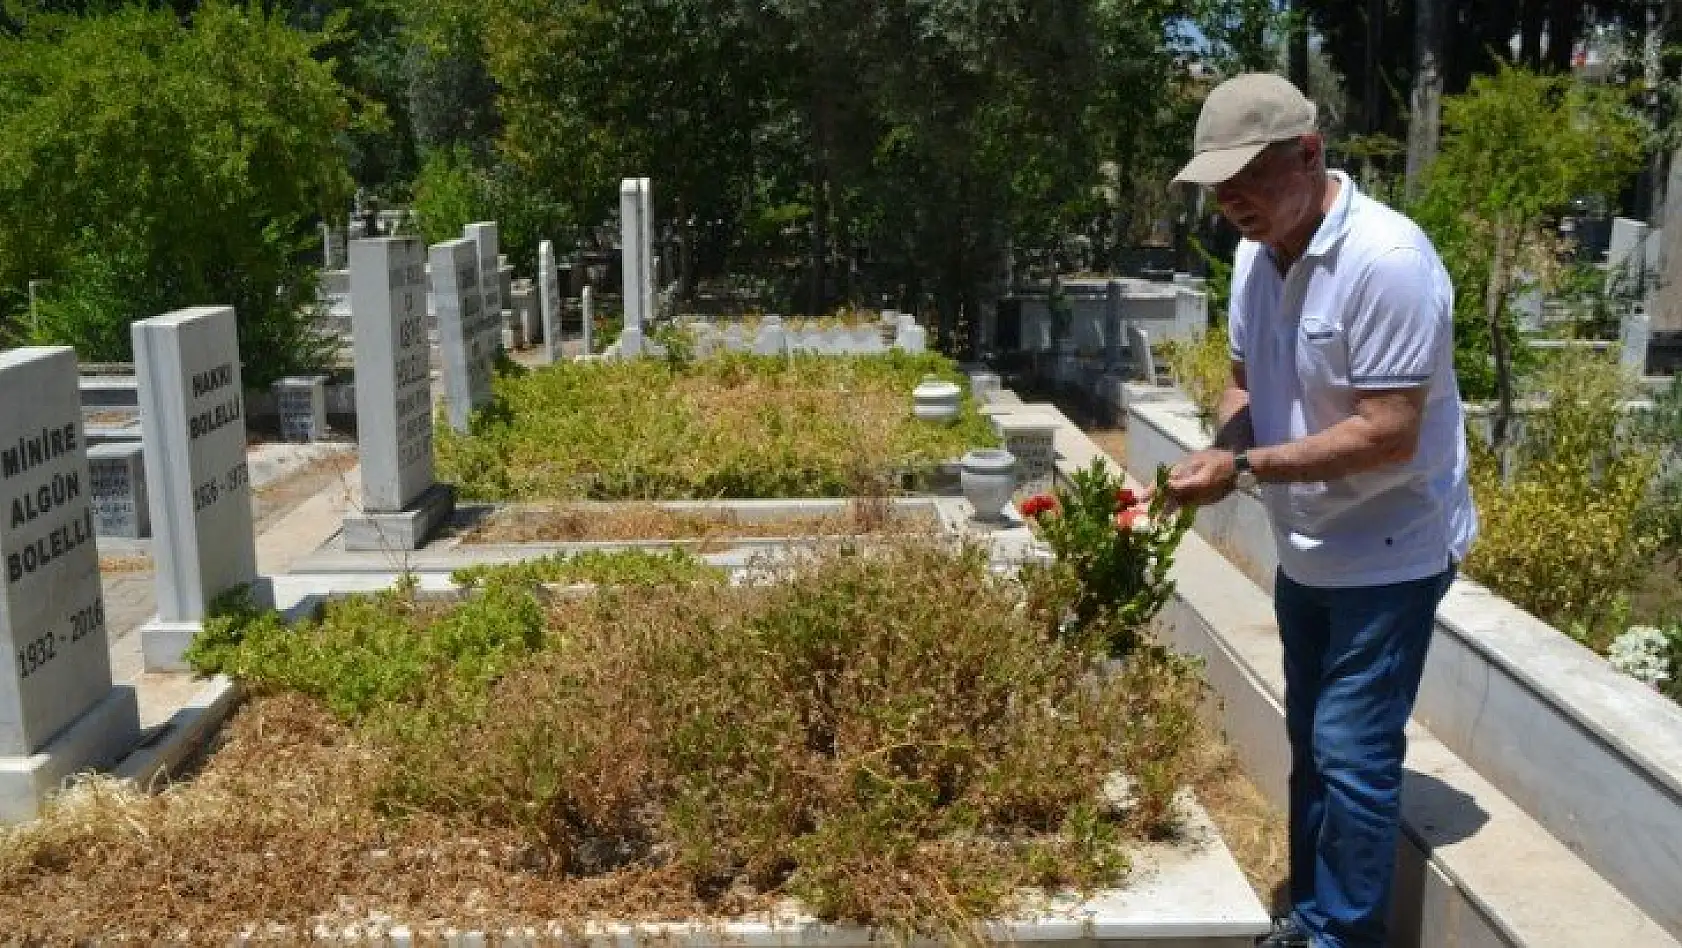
[1166,449,1237,507]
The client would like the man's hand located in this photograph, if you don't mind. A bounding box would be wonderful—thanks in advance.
[1166,449,1237,507]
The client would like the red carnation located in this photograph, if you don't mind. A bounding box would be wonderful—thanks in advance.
[1116,508,1143,530]
[1019,494,1059,519]
[1115,487,1139,509]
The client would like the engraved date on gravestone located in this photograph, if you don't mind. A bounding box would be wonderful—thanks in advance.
[15,599,102,680]
[191,461,250,513]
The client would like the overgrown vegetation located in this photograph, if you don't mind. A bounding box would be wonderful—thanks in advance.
[435,352,999,500]
[1161,326,1232,432]
[3,540,1206,940]
[1464,349,1664,650]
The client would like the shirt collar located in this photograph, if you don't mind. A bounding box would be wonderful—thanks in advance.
[1304,169,1357,260]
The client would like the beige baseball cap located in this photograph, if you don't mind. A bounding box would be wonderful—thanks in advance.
[1173,73,1318,185]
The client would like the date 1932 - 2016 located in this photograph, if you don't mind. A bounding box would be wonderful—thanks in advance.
[192,461,250,513]
[15,599,104,679]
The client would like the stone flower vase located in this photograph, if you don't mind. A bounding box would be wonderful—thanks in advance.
[960,449,1017,521]
[912,377,962,423]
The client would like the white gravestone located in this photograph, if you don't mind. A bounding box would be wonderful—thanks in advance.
[1104,280,1123,367]
[0,347,141,822]
[88,442,150,539]
[1622,303,1652,376]
[581,286,595,356]
[273,375,328,442]
[433,238,496,433]
[343,237,456,551]
[464,222,505,356]
[754,316,787,356]
[619,177,653,357]
[539,241,564,364]
[133,307,261,672]
[994,415,1058,495]
[722,324,746,352]
[895,313,928,353]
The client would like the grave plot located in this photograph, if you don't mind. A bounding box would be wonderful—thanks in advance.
[0,501,1266,942]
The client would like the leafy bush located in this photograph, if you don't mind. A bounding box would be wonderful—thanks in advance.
[1161,326,1232,431]
[1464,349,1663,647]
[0,4,356,384]
[1020,461,1195,656]
[435,352,999,500]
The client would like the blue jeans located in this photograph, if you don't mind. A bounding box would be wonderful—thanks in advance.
[1274,565,1455,948]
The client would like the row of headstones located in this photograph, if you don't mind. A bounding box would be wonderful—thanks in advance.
[660,312,927,360]
[0,307,266,819]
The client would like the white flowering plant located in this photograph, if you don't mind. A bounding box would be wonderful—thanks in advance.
[1608,623,1682,700]
[1018,458,1194,656]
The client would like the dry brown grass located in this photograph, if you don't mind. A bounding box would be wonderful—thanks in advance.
[461,501,938,546]
[1187,731,1289,911]
[97,554,151,572]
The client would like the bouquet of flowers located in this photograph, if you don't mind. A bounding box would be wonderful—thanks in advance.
[1018,458,1195,656]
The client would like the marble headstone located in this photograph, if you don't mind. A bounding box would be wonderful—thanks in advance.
[344,237,455,551]
[0,347,140,821]
[433,238,496,433]
[1127,325,1156,383]
[581,287,595,356]
[539,241,563,364]
[619,177,653,356]
[464,222,504,356]
[994,415,1058,494]
[88,442,150,539]
[133,307,260,671]
[273,375,328,442]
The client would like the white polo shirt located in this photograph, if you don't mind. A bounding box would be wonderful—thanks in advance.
[1228,170,1477,589]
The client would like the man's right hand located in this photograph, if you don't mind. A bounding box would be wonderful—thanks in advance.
[1165,448,1238,507]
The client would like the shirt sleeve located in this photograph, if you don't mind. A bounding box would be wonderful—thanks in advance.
[1226,244,1251,363]
[1347,247,1445,390]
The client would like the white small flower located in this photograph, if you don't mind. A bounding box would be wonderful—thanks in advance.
[1130,515,1153,534]
[1608,625,1673,687]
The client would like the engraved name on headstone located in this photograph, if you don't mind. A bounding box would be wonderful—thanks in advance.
[133,306,260,671]
[0,347,141,820]
[88,442,149,539]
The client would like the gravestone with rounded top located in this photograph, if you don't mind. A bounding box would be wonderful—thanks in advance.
[343,237,456,551]
[433,238,496,433]
[133,306,262,672]
[0,347,142,821]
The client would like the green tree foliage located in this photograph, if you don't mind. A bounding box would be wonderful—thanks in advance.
[1410,66,1644,416]
[0,2,361,382]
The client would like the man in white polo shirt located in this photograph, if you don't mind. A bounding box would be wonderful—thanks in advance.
[1162,74,1477,948]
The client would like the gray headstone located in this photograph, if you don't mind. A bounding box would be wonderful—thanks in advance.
[722,324,746,352]
[753,317,787,356]
[895,314,927,354]
[464,222,504,355]
[133,306,260,671]
[1608,217,1651,295]
[88,442,150,539]
[1105,280,1123,367]
[539,242,563,364]
[994,415,1058,494]
[1621,303,1651,376]
[620,178,653,338]
[0,347,141,819]
[351,238,436,512]
[1127,325,1156,383]
[433,238,496,433]
[273,376,328,442]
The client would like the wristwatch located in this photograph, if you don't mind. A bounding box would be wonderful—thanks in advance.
[1233,451,1258,492]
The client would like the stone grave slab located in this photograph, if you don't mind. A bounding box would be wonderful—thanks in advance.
[0,347,142,821]
[994,414,1058,495]
[133,306,262,671]
[581,286,595,357]
[619,177,652,356]
[344,237,455,552]
[464,223,505,360]
[539,241,563,364]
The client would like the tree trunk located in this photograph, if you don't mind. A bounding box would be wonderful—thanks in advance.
[1364,0,1385,134]
[1288,0,1310,93]
[1405,0,1445,201]
[1520,0,1545,67]
[1545,0,1581,73]
[1487,215,1517,450]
